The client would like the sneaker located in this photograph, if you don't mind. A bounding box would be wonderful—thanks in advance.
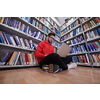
[42,64,60,73]
[48,64,60,73]
[42,64,49,72]
[67,63,77,69]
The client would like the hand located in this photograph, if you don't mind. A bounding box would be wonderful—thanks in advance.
[44,55,48,57]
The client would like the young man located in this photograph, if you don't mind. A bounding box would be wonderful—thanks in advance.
[34,33,77,73]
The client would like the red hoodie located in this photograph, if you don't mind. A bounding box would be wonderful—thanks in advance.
[34,40,54,64]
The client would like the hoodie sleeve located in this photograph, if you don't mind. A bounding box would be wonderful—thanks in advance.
[34,42,45,58]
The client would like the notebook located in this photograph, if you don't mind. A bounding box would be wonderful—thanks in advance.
[57,43,71,57]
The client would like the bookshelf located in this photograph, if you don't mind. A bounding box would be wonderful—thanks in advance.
[1,17,100,69]
[0,17,61,69]
[34,17,61,43]
[61,17,100,67]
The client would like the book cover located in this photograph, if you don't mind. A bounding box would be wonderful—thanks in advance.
[95,41,100,47]
[87,43,93,51]
[1,51,11,63]
[25,53,29,65]
[4,52,13,65]
[6,34,13,45]
[0,17,5,23]
[92,42,99,49]
[10,36,16,46]
[13,35,21,46]
[83,55,87,63]
[0,35,4,43]
[14,52,21,65]
[93,29,99,36]
[20,38,25,48]
[85,53,90,63]
[8,52,18,65]
[90,43,96,51]
[97,28,100,35]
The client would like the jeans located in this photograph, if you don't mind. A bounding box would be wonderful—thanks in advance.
[39,53,72,70]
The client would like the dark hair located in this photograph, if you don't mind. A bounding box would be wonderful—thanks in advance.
[48,33,55,37]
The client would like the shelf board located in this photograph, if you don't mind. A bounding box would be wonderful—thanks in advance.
[69,41,85,47]
[61,24,81,37]
[0,64,39,68]
[77,63,91,66]
[89,50,100,54]
[0,43,35,52]
[93,64,100,67]
[61,18,79,32]
[68,52,88,56]
[62,32,83,42]
[0,23,42,44]
[83,23,100,33]
[86,36,100,42]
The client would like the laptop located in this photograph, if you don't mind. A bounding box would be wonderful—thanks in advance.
[57,43,71,57]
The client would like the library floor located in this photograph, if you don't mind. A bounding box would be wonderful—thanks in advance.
[0,66,100,84]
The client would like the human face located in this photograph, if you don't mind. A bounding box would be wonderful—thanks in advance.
[48,35,55,43]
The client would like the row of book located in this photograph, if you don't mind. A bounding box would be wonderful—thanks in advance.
[81,17,100,24]
[39,17,60,30]
[21,17,60,36]
[20,17,51,34]
[68,35,85,45]
[61,17,77,31]
[45,17,53,25]
[70,19,80,29]
[80,17,91,23]
[45,17,60,30]
[72,53,100,66]
[0,17,48,38]
[61,19,81,34]
[52,41,60,47]
[37,17,53,29]
[61,27,82,41]
[61,26,82,36]
[83,19,100,31]
[0,51,38,66]
[90,54,100,65]
[85,28,100,40]
[0,31,37,50]
[61,17,100,35]
[0,17,52,35]
[87,41,100,52]
[54,35,60,41]
[69,44,87,54]
[72,54,91,64]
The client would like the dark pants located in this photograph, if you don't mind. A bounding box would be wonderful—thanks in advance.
[40,53,72,70]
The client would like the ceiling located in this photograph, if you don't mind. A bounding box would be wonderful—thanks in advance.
[55,17,70,26]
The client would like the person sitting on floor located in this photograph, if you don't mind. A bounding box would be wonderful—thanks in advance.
[34,32,77,73]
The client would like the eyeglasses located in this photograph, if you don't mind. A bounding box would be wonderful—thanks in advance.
[49,36,55,40]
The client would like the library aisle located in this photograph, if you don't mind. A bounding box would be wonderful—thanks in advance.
[0,17,100,84]
[0,66,100,84]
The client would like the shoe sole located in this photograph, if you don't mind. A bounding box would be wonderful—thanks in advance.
[48,64,59,73]
[48,64,53,73]
[72,65,77,68]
